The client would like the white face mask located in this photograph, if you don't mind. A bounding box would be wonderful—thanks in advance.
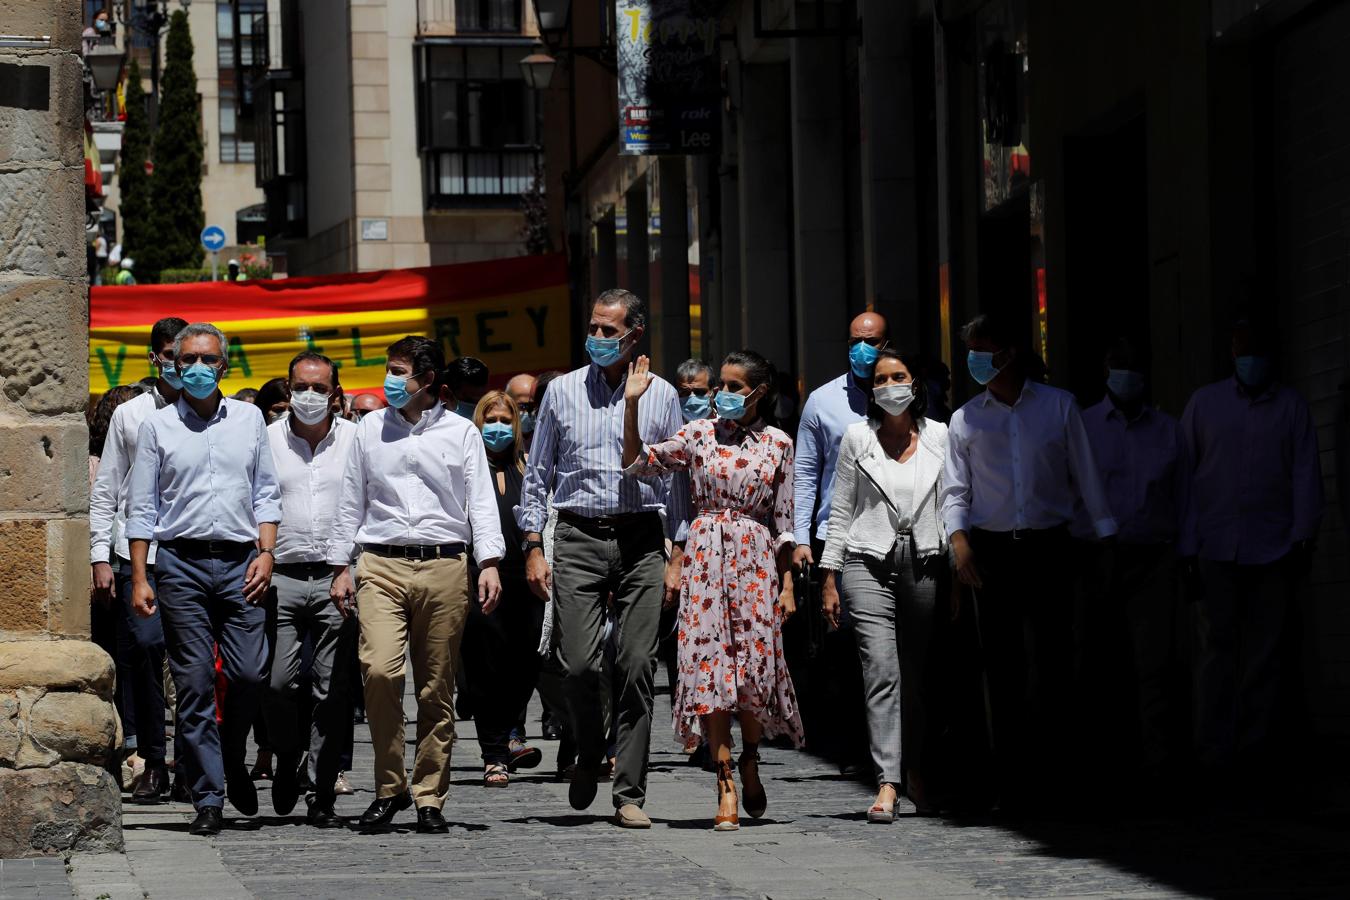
[873,383,914,416]
[289,388,332,425]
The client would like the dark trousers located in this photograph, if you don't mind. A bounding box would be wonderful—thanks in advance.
[551,513,665,808]
[262,563,356,803]
[462,574,545,764]
[1196,558,1298,767]
[114,566,170,766]
[968,527,1074,809]
[1074,541,1182,774]
[154,544,268,811]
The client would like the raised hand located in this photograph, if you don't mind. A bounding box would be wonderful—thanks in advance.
[625,355,654,403]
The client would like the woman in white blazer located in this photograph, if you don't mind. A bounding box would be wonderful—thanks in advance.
[820,348,949,823]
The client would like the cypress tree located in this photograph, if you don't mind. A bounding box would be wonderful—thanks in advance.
[118,59,155,267]
[145,9,204,276]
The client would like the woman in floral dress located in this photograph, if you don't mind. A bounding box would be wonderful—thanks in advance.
[622,350,803,832]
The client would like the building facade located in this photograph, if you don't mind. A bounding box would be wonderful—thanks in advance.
[248,0,546,275]
[544,0,1350,739]
[90,0,266,252]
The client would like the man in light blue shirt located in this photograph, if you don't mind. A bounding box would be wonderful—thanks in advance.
[791,312,889,569]
[517,289,688,829]
[126,323,282,837]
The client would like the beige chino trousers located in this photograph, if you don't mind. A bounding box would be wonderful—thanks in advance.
[356,552,469,808]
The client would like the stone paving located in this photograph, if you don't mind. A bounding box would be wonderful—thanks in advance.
[23,684,1350,899]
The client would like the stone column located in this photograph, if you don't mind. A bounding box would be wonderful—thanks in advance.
[625,176,651,306]
[0,0,123,857]
[736,62,792,372]
[789,25,850,392]
[655,157,690,373]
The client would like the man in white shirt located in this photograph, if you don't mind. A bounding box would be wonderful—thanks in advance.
[1074,340,1189,782]
[89,315,187,804]
[940,314,1116,813]
[125,323,282,837]
[328,336,505,835]
[262,352,358,828]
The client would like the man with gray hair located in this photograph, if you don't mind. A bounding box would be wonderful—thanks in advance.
[674,358,716,423]
[126,322,282,837]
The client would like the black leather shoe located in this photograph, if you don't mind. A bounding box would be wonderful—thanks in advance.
[189,806,223,836]
[306,802,344,829]
[358,791,413,829]
[568,765,598,811]
[271,755,302,816]
[543,721,562,741]
[132,763,170,804]
[226,767,259,817]
[416,806,449,834]
[170,773,192,804]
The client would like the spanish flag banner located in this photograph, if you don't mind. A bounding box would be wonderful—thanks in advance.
[89,254,572,397]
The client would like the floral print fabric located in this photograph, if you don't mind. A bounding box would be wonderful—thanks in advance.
[628,417,804,747]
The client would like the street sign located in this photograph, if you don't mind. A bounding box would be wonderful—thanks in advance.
[200,225,226,252]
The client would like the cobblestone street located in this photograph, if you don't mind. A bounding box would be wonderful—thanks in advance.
[9,686,1337,899]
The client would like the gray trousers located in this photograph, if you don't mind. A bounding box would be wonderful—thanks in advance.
[1196,558,1294,766]
[552,513,665,808]
[842,535,939,788]
[262,562,356,801]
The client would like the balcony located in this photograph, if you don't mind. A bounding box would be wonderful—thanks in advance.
[419,0,526,36]
[426,147,542,208]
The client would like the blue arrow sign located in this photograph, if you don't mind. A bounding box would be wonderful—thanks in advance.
[200,225,227,252]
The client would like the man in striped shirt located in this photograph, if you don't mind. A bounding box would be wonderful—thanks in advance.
[517,289,689,829]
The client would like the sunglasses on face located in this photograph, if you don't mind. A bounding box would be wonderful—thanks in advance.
[847,337,886,348]
[177,353,225,367]
[291,384,334,396]
[678,387,711,398]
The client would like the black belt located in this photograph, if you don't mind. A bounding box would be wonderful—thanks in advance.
[970,525,1069,543]
[557,510,659,532]
[162,538,255,557]
[362,543,465,560]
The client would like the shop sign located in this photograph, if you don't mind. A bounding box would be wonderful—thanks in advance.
[616,0,721,155]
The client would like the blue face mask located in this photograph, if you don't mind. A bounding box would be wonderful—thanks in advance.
[455,400,476,419]
[681,394,712,422]
[179,363,221,400]
[849,341,881,379]
[383,373,417,409]
[1106,369,1146,403]
[967,350,1004,386]
[519,410,535,434]
[585,330,631,368]
[481,422,515,452]
[713,390,749,421]
[158,361,183,390]
[1234,355,1272,388]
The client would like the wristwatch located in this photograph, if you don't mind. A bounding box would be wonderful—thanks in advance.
[522,538,545,555]
[259,547,275,557]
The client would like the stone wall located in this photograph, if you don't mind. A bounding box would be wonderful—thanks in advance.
[0,0,123,857]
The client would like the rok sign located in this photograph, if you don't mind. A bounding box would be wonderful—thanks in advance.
[617,0,721,155]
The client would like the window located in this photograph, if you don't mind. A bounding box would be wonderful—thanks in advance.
[217,0,265,164]
[417,44,542,207]
[456,0,521,33]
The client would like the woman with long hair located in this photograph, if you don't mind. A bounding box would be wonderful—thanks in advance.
[622,349,803,831]
[820,348,949,822]
[461,390,546,786]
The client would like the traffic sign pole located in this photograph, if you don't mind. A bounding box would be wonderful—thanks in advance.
[200,225,227,282]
